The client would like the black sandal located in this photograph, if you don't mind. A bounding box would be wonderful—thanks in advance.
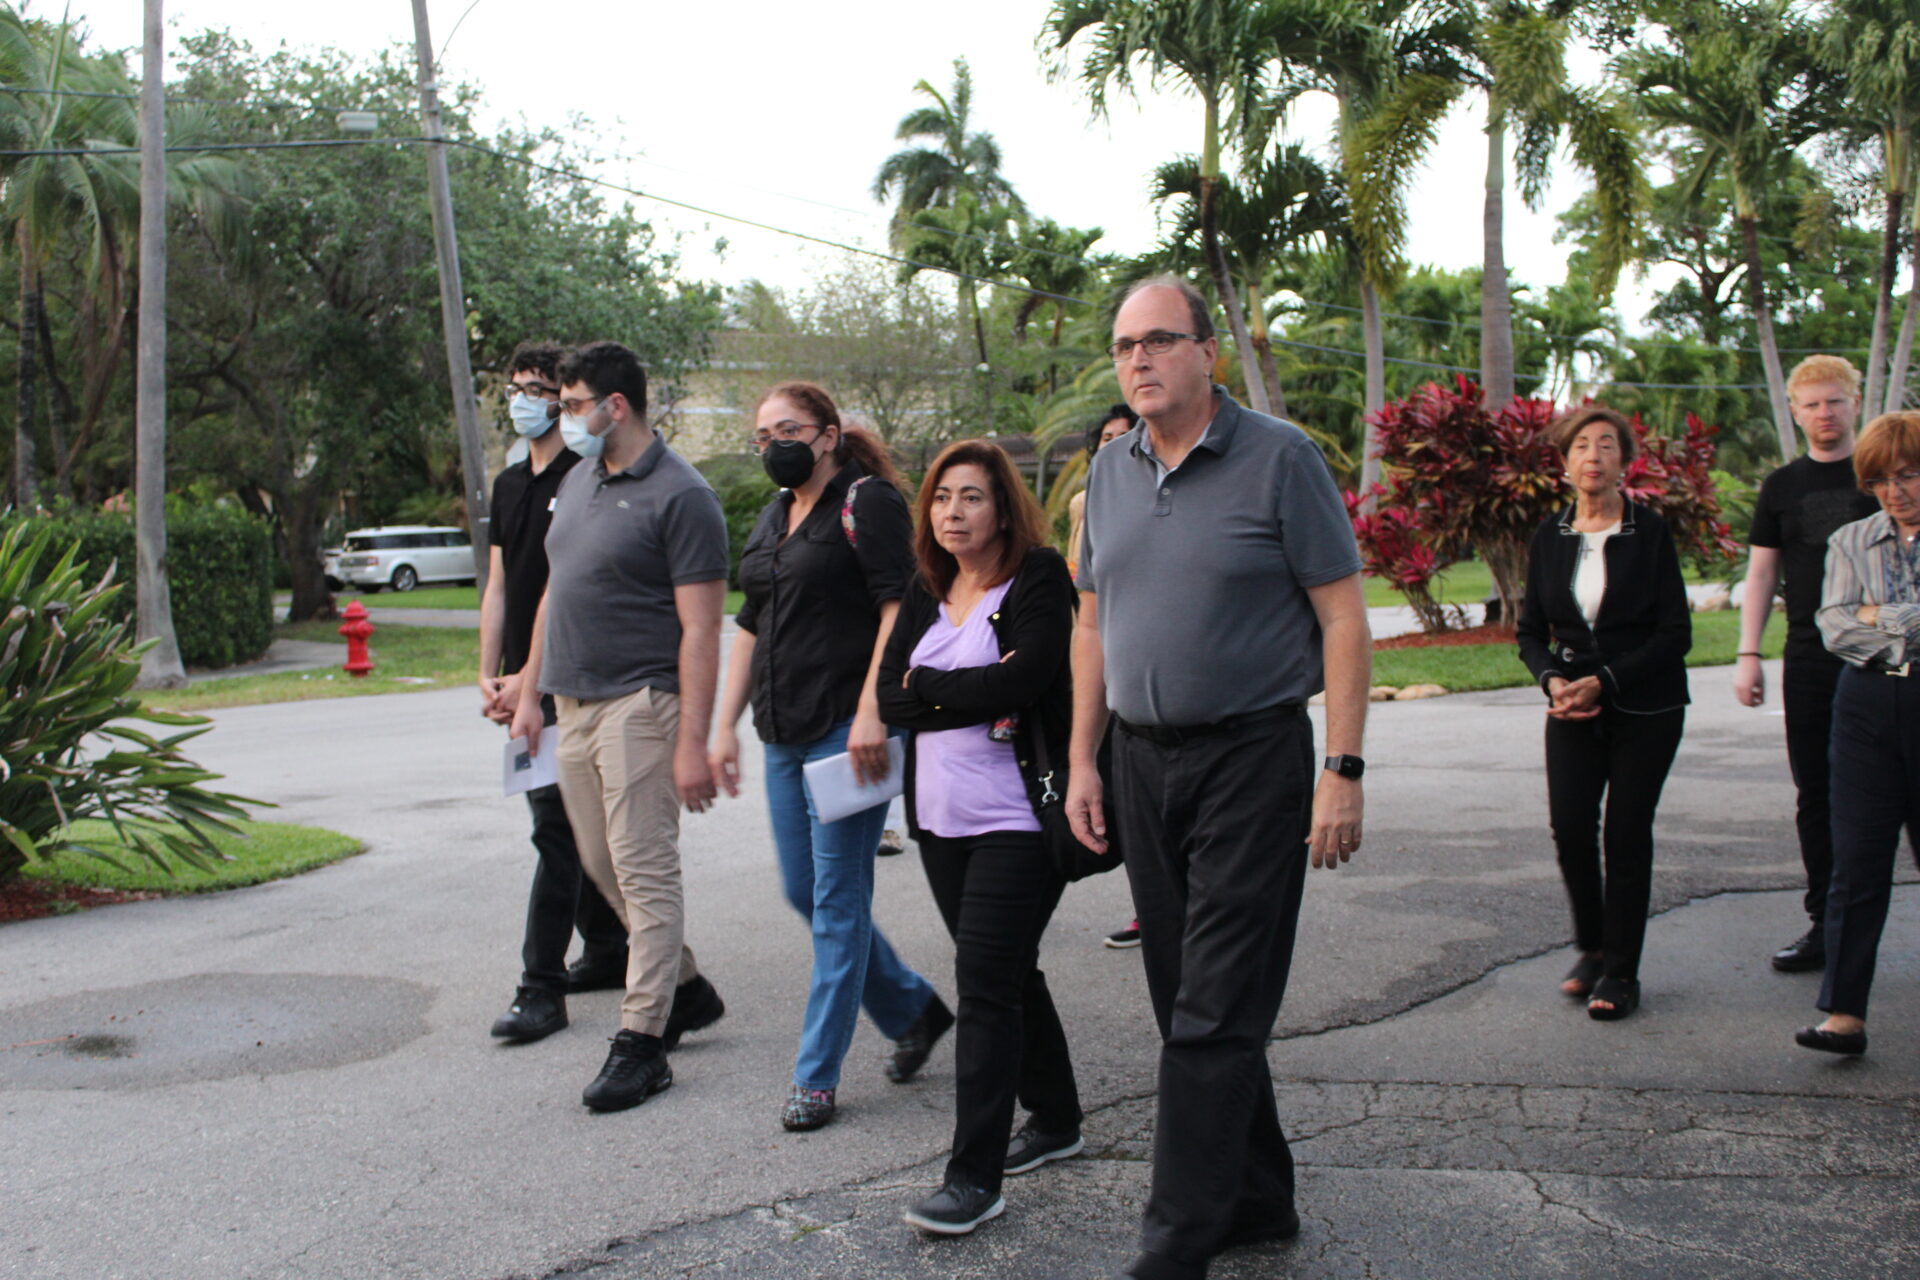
[1560,954,1603,1000]
[1587,976,1640,1021]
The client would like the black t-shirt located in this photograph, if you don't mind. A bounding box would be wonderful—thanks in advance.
[735,461,914,744]
[1748,454,1880,661]
[489,446,581,675]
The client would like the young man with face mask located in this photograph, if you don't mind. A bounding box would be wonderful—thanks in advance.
[512,341,730,1111]
[478,342,631,1044]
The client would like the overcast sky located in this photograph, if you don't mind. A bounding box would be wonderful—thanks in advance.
[71,0,1651,324]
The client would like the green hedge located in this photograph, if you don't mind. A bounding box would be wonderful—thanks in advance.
[696,454,778,589]
[1,501,274,670]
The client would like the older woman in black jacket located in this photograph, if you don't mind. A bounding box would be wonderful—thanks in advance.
[877,439,1083,1238]
[1517,405,1692,1022]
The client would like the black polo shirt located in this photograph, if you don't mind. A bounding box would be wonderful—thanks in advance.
[735,461,914,744]
[489,446,580,675]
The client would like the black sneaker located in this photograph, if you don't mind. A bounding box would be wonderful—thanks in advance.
[490,986,567,1042]
[566,952,628,993]
[886,994,954,1083]
[902,1180,1005,1235]
[1004,1123,1083,1175]
[581,1030,672,1112]
[663,974,726,1050]
[1220,1204,1302,1248]
[1104,922,1141,949]
[1771,928,1826,973]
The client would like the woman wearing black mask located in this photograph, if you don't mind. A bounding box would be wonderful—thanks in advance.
[711,381,952,1132]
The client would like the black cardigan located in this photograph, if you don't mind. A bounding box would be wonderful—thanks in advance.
[876,546,1075,838]
[1515,501,1693,714]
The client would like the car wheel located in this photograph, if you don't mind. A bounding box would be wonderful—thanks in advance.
[391,565,419,593]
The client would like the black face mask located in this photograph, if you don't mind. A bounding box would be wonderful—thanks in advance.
[762,438,819,489]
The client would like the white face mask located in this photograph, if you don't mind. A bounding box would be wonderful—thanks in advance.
[509,393,556,438]
[558,400,608,458]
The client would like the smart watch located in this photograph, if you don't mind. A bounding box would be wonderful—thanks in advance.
[1324,754,1365,780]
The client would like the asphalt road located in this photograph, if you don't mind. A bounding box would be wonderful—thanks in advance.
[2,659,1915,1280]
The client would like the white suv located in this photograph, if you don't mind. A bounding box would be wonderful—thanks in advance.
[336,526,477,593]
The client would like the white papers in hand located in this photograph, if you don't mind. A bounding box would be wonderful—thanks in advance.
[503,736,560,796]
[802,738,906,824]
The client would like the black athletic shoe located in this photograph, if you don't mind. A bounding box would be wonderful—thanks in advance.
[566,953,628,993]
[1003,1123,1083,1175]
[490,986,567,1042]
[885,994,954,1083]
[1771,928,1826,973]
[1104,922,1142,949]
[581,1030,672,1112]
[1220,1205,1302,1248]
[662,974,726,1050]
[902,1180,1005,1235]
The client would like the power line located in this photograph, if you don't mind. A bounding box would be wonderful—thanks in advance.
[0,83,394,115]
[0,128,1835,392]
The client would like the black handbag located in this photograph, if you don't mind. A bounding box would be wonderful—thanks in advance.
[1026,718,1122,882]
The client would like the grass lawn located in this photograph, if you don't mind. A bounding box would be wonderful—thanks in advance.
[1363,561,1733,610]
[22,818,362,895]
[1373,608,1783,694]
[148,621,480,714]
[340,583,478,609]
[332,585,749,616]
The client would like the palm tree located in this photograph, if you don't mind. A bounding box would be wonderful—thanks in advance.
[1153,143,1346,418]
[1274,0,1476,498]
[0,10,245,508]
[898,193,1019,432]
[1043,0,1295,416]
[872,58,1022,240]
[1474,1,1641,411]
[1007,217,1104,349]
[1819,0,1920,415]
[1627,1,1832,462]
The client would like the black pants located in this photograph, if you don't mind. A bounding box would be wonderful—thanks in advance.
[1544,705,1685,983]
[918,829,1080,1195]
[1819,666,1920,1019]
[1782,654,1844,925]
[1112,707,1312,1266]
[521,783,628,993]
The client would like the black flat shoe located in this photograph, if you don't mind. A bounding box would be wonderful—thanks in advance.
[1560,953,1603,1000]
[1587,976,1640,1021]
[1794,1025,1867,1056]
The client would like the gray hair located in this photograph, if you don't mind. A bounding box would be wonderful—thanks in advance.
[1117,274,1215,341]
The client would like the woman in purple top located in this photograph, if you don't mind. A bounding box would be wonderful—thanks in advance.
[878,440,1083,1237]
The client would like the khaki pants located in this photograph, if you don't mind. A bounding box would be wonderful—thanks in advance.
[554,687,700,1036]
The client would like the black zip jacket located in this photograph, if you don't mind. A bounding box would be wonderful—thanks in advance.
[876,546,1075,838]
[1515,500,1693,714]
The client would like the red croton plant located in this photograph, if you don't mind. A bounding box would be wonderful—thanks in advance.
[1352,376,1739,633]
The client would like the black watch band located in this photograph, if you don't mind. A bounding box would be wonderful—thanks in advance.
[1324,754,1365,780]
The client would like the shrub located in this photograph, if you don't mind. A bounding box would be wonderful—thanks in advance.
[0,501,274,669]
[696,454,779,588]
[0,523,256,883]
[1360,377,1737,624]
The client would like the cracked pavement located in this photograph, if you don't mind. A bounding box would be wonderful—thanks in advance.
[2,660,1915,1279]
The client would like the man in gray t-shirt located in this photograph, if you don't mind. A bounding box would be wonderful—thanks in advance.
[1067,276,1372,1280]
[513,341,729,1114]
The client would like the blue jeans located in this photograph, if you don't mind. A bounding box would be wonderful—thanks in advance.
[764,718,935,1090]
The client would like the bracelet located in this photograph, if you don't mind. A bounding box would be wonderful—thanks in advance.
[1736,651,1761,657]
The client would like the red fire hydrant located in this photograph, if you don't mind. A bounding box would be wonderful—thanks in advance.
[339,600,375,677]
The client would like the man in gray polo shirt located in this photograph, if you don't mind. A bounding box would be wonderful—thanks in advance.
[513,340,729,1113]
[1066,276,1372,1280]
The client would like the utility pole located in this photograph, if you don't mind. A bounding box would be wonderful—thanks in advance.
[410,0,490,586]
[134,0,185,689]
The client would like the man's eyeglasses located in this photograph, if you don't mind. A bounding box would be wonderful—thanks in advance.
[750,420,824,452]
[558,394,607,416]
[508,381,560,400]
[1863,468,1920,494]
[1107,331,1204,361]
